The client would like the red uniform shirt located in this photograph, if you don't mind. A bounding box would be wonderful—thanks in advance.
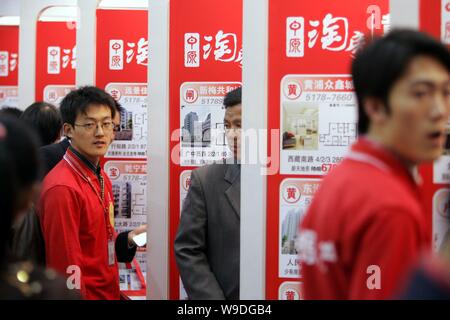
[298,138,430,299]
[37,147,119,300]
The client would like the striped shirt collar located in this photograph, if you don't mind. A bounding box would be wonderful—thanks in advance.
[68,145,101,178]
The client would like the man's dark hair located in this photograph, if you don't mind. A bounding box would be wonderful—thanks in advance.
[352,29,450,134]
[59,86,116,126]
[223,87,242,109]
[115,101,124,114]
[0,106,23,118]
[20,102,62,146]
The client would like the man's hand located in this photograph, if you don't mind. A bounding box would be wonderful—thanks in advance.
[128,224,147,247]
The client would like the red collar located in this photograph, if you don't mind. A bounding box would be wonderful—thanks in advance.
[347,137,420,189]
[64,148,100,184]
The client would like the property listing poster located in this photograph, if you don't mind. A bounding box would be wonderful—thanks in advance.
[35,21,76,102]
[105,83,148,158]
[266,0,389,299]
[169,0,242,299]
[104,160,147,291]
[0,86,18,108]
[278,178,321,279]
[418,0,450,252]
[96,9,148,298]
[0,26,19,108]
[180,82,239,166]
[280,75,357,175]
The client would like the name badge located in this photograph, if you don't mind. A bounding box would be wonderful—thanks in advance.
[108,239,115,266]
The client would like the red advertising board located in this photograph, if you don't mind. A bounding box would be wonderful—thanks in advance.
[96,9,148,88]
[35,21,76,103]
[96,9,148,298]
[0,26,19,86]
[0,26,19,107]
[169,0,242,299]
[267,0,389,299]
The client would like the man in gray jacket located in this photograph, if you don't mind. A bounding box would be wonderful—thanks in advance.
[174,87,242,300]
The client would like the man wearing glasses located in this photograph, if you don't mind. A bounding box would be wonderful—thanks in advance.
[37,86,140,300]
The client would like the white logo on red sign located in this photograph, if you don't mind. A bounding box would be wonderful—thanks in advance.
[286,17,305,58]
[107,166,120,180]
[283,185,301,204]
[183,87,198,103]
[284,81,302,100]
[108,88,122,101]
[109,40,124,70]
[47,47,61,74]
[46,89,58,103]
[185,33,200,68]
[0,51,9,77]
[278,282,303,300]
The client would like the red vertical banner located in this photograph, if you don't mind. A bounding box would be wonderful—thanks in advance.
[35,21,76,103]
[169,0,242,299]
[96,9,148,299]
[0,26,19,107]
[418,0,450,255]
[266,0,389,300]
[96,9,148,88]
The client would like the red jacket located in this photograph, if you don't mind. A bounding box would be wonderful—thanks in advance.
[298,138,430,299]
[37,147,120,300]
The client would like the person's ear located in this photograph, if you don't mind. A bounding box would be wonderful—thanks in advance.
[363,97,388,126]
[63,123,74,139]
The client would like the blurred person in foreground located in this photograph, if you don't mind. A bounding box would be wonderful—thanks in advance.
[9,102,62,264]
[0,116,78,299]
[298,29,450,299]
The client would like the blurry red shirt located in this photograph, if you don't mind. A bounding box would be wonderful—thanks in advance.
[298,138,430,300]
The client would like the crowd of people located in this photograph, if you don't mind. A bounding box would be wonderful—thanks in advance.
[0,87,145,299]
[0,29,450,300]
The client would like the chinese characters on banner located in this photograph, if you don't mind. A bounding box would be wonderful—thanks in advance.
[47,45,76,74]
[0,86,18,108]
[280,75,357,175]
[285,11,389,59]
[105,83,148,158]
[104,160,148,291]
[180,82,239,166]
[43,85,76,105]
[96,9,148,298]
[266,0,389,299]
[184,31,242,68]
[108,37,148,70]
[441,0,450,44]
[35,21,76,102]
[169,0,242,299]
[279,179,320,281]
[0,26,19,108]
[278,281,303,300]
[0,50,18,77]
